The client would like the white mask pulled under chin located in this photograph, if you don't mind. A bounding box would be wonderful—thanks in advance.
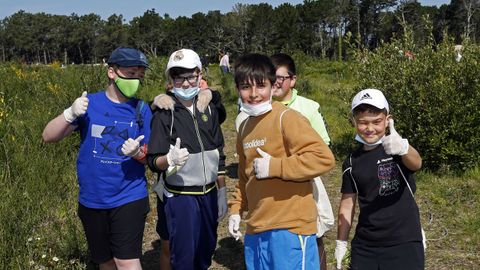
[240,101,272,116]
[240,89,274,117]
[355,134,384,147]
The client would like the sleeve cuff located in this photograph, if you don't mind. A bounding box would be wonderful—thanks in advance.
[268,157,282,178]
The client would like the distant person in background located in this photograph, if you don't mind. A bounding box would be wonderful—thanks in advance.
[454,44,463,62]
[42,47,151,270]
[270,53,334,270]
[201,53,210,79]
[219,51,230,74]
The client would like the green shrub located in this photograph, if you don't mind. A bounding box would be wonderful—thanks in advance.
[354,33,480,172]
[219,72,238,104]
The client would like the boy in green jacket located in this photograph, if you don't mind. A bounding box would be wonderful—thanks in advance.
[270,53,334,270]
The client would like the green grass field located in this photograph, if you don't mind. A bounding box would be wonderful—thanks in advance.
[0,60,478,269]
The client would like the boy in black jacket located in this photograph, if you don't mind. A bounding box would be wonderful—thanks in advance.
[146,49,226,270]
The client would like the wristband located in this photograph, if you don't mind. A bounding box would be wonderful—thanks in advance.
[133,144,147,161]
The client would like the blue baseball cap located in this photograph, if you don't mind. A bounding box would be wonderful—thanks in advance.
[107,47,149,68]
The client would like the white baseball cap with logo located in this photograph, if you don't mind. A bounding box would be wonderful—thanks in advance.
[165,49,202,76]
[351,88,390,113]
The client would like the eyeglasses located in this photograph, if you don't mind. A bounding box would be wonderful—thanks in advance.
[275,75,292,84]
[173,75,198,86]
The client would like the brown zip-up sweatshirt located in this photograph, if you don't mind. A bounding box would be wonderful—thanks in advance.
[229,102,335,235]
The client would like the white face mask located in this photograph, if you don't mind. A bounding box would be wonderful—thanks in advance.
[355,134,384,147]
[240,83,274,117]
[240,100,272,116]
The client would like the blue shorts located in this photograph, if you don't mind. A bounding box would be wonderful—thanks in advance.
[156,190,218,270]
[244,229,319,270]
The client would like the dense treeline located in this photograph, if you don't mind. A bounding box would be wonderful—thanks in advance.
[0,0,478,64]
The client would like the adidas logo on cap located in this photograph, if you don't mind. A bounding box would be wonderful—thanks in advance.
[360,93,372,100]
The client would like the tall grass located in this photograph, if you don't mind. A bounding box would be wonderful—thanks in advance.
[0,62,164,269]
[1,64,90,268]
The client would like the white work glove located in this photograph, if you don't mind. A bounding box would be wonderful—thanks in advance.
[166,138,189,166]
[334,240,348,269]
[253,148,271,179]
[196,89,212,113]
[382,119,409,156]
[217,186,228,222]
[228,214,242,241]
[152,93,175,110]
[121,135,145,157]
[63,91,89,123]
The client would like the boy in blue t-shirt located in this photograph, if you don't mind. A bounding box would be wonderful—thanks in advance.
[42,47,151,270]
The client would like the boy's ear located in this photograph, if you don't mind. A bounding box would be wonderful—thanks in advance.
[348,113,356,127]
[107,66,116,80]
[385,114,392,133]
[290,75,297,88]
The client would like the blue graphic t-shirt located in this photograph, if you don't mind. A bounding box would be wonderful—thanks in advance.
[74,91,151,209]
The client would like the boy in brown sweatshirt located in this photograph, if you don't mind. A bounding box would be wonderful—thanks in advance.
[227,53,335,269]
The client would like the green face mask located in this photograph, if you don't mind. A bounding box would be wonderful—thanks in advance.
[114,72,141,98]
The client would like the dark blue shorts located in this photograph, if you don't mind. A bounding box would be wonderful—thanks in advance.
[156,190,218,270]
[78,197,149,264]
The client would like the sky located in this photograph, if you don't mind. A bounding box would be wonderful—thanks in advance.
[0,0,451,22]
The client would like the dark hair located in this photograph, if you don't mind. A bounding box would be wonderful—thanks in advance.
[270,53,296,75]
[352,104,388,116]
[234,53,276,87]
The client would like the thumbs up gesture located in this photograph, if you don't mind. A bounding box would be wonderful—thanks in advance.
[253,148,271,179]
[166,138,190,166]
[64,91,89,123]
[121,135,145,157]
[382,119,409,156]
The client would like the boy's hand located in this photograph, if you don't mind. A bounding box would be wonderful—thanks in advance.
[121,135,145,157]
[382,119,409,156]
[152,93,175,110]
[64,91,88,123]
[196,89,212,113]
[217,186,228,222]
[228,214,242,240]
[334,240,348,269]
[166,138,189,166]
[253,148,271,179]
